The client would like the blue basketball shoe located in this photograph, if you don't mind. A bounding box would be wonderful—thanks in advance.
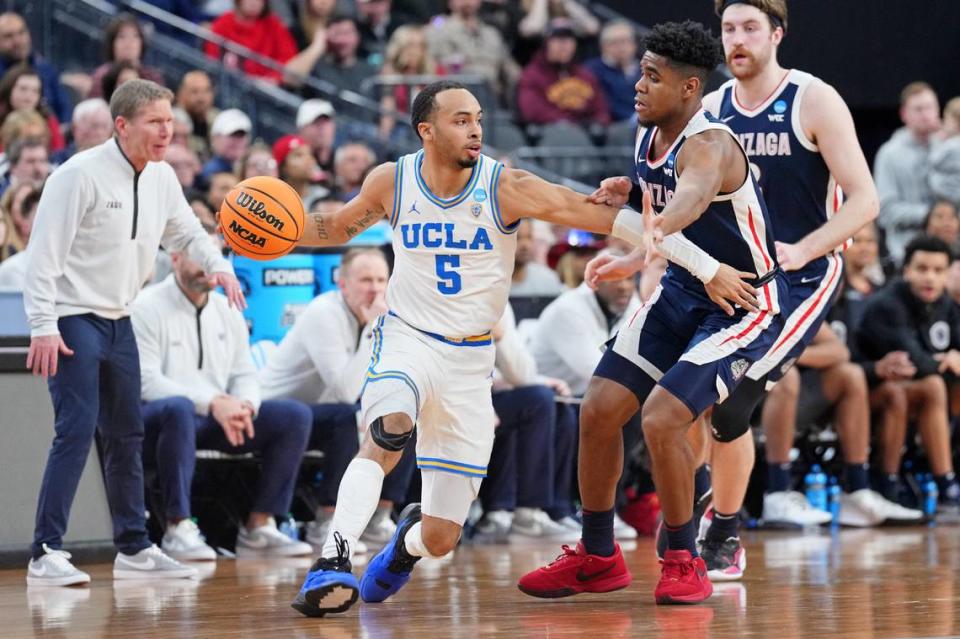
[359,503,422,603]
[291,532,359,617]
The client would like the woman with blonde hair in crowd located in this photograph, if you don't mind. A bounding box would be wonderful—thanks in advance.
[0,181,39,252]
[378,25,445,140]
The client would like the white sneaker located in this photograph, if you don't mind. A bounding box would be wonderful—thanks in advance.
[554,516,582,534]
[305,513,368,554]
[613,513,638,540]
[839,489,923,527]
[26,545,91,587]
[161,519,217,561]
[510,508,579,540]
[113,545,199,580]
[237,517,313,556]
[762,491,833,527]
[360,507,397,546]
[473,510,513,543]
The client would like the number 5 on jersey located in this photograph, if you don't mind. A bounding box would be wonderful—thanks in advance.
[436,255,462,294]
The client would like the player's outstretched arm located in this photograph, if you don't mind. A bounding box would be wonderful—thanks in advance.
[656,130,735,237]
[777,81,879,271]
[298,163,393,246]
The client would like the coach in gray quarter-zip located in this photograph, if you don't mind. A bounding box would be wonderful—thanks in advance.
[21,79,246,586]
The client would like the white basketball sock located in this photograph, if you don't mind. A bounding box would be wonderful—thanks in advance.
[403,522,444,559]
[321,458,385,559]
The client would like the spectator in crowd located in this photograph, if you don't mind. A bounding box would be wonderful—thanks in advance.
[827,224,951,507]
[0,183,38,290]
[0,64,64,152]
[297,98,337,179]
[51,98,113,165]
[378,25,446,141]
[331,141,375,201]
[289,0,338,51]
[101,61,142,103]
[188,194,218,234]
[585,20,640,123]
[510,219,564,296]
[0,205,10,261]
[165,143,202,192]
[552,230,604,289]
[762,323,923,527]
[474,304,580,542]
[0,109,48,178]
[0,12,72,122]
[357,0,397,63]
[201,108,251,182]
[258,248,414,548]
[517,19,610,127]
[518,0,599,39]
[175,71,217,158]
[273,134,329,208]
[0,180,38,250]
[529,249,645,535]
[427,0,521,102]
[205,171,237,215]
[90,14,166,99]
[924,199,960,254]
[0,137,49,196]
[205,0,299,83]
[297,15,379,98]
[22,80,241,585]
[875,82,942,262]
[171,107,193,148]
[930,96,960,206]
[133,250,313,559]
[857,235,960,516]
[238,142,278,180]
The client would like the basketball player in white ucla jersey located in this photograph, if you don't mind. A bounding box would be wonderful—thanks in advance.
[289,81,758,617]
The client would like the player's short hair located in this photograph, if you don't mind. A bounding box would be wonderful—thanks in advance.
[109,78,174,121]
[410,80,469,140]
[641,21,723,85]
[340,247,388,277]
[714,0,788,34]
[903,235,953,266]
[900,81,935,107]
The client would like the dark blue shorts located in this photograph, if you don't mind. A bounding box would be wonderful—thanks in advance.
[594,270,788,418]
[744,254,844,386]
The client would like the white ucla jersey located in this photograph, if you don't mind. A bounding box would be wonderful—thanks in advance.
[386,150,518,339]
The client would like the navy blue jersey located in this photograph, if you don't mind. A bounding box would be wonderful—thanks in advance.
[632,109,781,312]
[716,70,846,263]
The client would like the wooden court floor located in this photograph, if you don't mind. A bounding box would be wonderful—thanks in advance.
[3,526,960,638]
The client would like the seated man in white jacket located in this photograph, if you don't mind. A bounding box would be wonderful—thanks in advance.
[531,249,655,535]
[258,248,417,549]
[132,251,314,560]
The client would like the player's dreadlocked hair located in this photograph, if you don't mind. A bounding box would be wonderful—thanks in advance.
[411,80,469,140]
[642,21,724,85]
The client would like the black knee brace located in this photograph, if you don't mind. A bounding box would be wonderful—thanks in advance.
[711,376,768,443]
[370,416,414,452]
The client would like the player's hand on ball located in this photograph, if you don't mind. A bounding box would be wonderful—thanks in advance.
[209,271,247,310]
[588,176,632,207]
[704,264,760,316]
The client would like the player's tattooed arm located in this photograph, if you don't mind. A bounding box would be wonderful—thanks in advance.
[299,163,393,246]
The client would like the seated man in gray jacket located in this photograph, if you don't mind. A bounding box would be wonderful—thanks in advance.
[133,251,314,560]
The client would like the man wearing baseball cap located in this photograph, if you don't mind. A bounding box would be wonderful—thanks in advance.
[200,108,252,182]
[297,99,337,177]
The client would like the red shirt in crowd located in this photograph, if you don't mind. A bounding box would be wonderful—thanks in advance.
[517,52,610,127]
[204,12,298,83]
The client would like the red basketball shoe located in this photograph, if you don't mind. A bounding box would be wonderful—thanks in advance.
[517,542,632,598]
[655,550,713,605]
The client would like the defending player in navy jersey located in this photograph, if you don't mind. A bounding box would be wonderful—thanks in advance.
[286,80,757,618]
[588,0,887,581]
[519,21,788,605]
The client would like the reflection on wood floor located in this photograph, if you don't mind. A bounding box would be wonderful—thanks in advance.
[4,526,959,638]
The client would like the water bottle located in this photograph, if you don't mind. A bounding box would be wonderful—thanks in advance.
[828,478,841,522]
[924,478,939,519]
[279,513,299,540]
[805,464,828,511]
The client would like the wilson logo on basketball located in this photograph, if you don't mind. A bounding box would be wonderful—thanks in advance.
[236,192,286,231]
[228,219,267,248]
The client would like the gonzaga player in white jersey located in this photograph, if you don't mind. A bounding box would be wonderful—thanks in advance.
[288,81,731,618]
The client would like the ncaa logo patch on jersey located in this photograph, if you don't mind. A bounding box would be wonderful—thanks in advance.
[731,358,750,381]
[930,321,951,350]
[472,188,488,202]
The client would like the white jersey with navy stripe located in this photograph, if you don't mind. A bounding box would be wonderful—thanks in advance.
[386,150,517,338]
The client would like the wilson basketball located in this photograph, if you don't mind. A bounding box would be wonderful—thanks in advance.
[219,176,304,259]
